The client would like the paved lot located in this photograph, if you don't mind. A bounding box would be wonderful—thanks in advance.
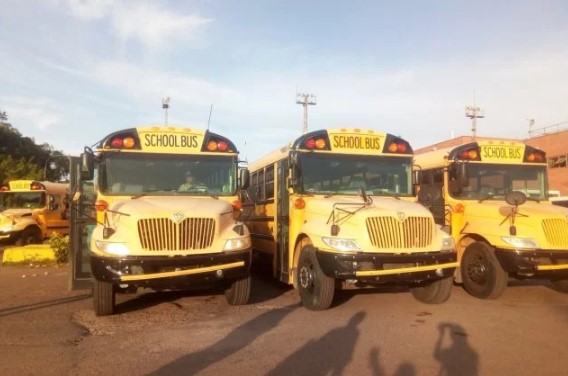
[1,261,568,376]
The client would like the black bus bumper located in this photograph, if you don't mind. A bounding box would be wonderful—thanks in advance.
[495,248,568,278]
[316,249,458,283]
[90,249,251,289]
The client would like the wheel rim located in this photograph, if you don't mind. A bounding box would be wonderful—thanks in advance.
[299,260,314,292]
[466,251,489,285]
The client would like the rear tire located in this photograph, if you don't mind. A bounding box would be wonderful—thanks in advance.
[93,279,115,316]
[225,275,251,305]
[410,276,453,304]
[297,246,335,310]
[461,242,508,299]
[16,227,42,246]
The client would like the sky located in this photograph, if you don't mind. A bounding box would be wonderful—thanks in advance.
[1,0,568,162]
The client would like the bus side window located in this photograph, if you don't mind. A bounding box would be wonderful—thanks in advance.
[265,165,274,199]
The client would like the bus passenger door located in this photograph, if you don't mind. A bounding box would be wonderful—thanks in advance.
[276,159,290,283]
[68,156,95,290]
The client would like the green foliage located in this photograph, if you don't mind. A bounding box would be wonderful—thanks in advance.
[0,111,68,183]
[49,232,70,265]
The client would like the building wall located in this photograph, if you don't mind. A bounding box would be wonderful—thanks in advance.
[414,130,568,196]
[525,129,568,196]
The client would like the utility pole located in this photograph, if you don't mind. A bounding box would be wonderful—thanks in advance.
[162,97,170,126]
[296,93,316,134]
[465,92,484,138]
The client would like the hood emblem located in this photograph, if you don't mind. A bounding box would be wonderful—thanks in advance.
[396,211,406,222]
[172,212,185,223]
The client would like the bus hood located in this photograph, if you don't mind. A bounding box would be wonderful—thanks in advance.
[462,200,568,221]
[302,196,444,253]
[461,200,568,249]
[305,196,433,219]
[109,196,234,218]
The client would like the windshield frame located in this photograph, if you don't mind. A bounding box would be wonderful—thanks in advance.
[98,152,239,197]
[296,152,414,197]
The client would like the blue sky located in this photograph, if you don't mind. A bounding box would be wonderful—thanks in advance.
[1,0,568,162]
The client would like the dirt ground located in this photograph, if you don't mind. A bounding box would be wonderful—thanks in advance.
[2,253,568,376]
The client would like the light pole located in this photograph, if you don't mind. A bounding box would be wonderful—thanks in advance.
[162,97,170,126]
[296,93,316,134]
[465,93,484,138]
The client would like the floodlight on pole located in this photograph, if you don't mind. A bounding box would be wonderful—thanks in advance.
[296,92,317,134]
[465,92,484,138]
[162,97,170,126]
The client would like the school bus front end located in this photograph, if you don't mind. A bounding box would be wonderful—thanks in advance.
[416,140,568,298]
[296,196,457,287]
[82,126,251,316]
[90,197,250,283]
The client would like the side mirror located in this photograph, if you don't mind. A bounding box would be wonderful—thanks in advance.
[80,151,94,181]
[239,169,250,190]
[412,170,420,186]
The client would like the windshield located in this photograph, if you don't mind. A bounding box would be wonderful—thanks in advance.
[99,153,238,196]
[0,192,45,210]
[298,153,413,196]
[451,163,548,200]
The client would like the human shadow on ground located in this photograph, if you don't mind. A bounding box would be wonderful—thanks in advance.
[265,311,366,376]
[433,322,479,376]
[147,303,299,375]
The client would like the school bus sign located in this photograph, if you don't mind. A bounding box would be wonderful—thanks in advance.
[479,144,524,163]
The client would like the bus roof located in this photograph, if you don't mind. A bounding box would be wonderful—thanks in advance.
[96,126,238,155]
[414,139,541,169]
[248,128,412,172]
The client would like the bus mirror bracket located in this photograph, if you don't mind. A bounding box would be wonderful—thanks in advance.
[80,147,95,181]
[458,162,469,187]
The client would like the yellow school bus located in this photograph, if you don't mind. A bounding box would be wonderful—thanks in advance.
[0,180,69,245]
[414,139,568,298]
[78,126,251,316]
[243,128,457,310]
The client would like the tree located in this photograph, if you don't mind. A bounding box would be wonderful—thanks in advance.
[0,110,68,183]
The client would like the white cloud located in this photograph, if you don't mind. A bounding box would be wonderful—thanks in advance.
[48,0,211,49]
[1,96,63,132]
[111,3,211,49]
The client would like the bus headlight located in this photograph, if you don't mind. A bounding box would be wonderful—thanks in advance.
[95,241,130,256]
[0,224,14,232]
[224,237,251,251]
[442,235,455,251]
[501,237,539,249]
[322,237,361,252]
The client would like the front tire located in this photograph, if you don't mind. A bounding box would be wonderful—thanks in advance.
[297,246,335,311]
[225,275,251,305]
[410,276,453,304]
[93,279,115,316]
[16,227,42,246]
[461,242,508,299]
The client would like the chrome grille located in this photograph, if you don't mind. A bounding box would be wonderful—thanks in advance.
[542,219,568,247]
[138,218,215,251]
[366,216,433,249]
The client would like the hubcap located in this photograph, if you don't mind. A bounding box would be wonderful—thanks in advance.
[299,265,313,289]
[468,256,488,284]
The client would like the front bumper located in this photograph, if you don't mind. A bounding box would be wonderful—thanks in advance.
[495,248,568,277]
[91,249,251,288]
[0,230,20,244]
[316,249,458,283]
